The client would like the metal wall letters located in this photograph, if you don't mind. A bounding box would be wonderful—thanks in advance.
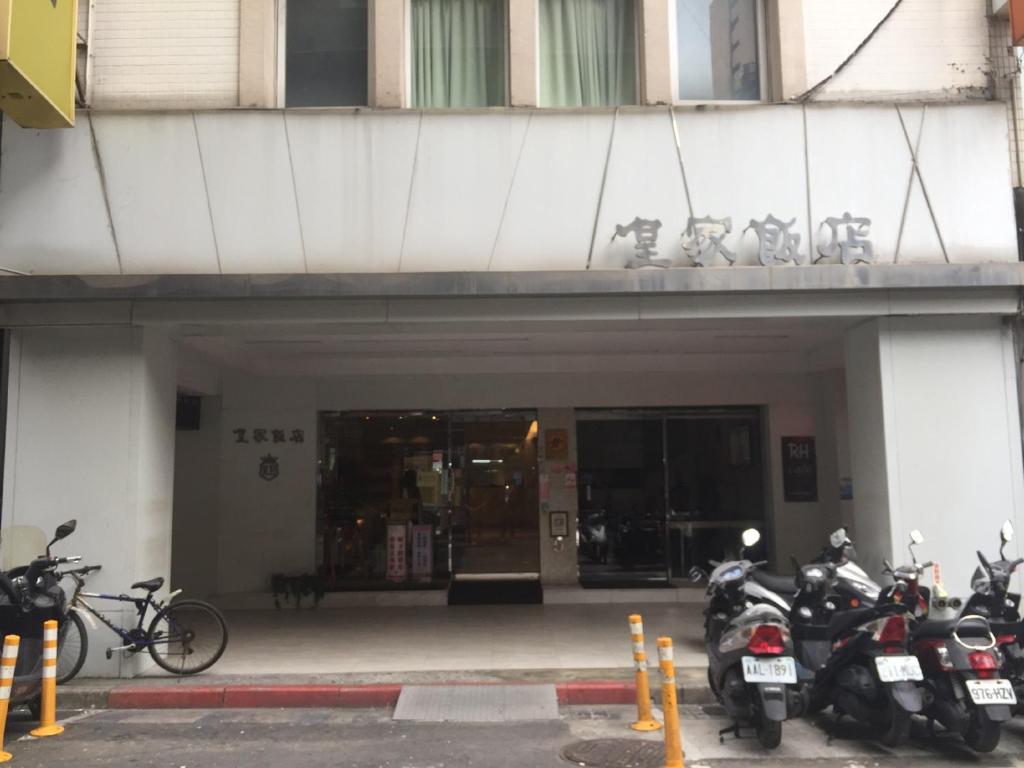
[613,214,874,269]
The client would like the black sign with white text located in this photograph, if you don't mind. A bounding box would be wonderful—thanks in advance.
[782,436,817,502]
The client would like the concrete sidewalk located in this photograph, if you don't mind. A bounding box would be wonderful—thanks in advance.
[59,603,710,710]
[204,603,706,675]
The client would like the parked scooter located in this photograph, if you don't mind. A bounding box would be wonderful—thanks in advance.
[812,527,885,610]
[777,555,923,746]
[2,520,79,713]
[690,528,805,749]
[890,530,1014,753]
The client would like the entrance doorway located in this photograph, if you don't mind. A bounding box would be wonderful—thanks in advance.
[576,408,767,587]
[317,410,539,591]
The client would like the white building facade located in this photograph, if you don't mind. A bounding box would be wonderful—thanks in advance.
[2,0,1024,676]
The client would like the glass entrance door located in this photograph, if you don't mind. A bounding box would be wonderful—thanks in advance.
[576,408,767,587]
[449,412,540,576]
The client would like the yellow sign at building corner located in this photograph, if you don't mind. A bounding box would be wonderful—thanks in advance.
[0,0,78,128]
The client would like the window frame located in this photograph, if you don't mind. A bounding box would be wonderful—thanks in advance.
[535,0,642,109]
[668,0,770,106]
[404,0,511,110]
[277,0,373,109]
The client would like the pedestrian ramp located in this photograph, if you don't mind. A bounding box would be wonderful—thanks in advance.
[392,684,558,722]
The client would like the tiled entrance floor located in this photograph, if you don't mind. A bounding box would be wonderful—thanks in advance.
[153,603,706,677]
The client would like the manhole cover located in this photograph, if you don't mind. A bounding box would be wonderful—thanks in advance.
[560,739,667,768]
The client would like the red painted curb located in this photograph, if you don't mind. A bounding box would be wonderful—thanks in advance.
[556,681,636,705]
[223,685,342,708]
[337,684,402,708]
[104,681,636,709]
[108,686,225,709]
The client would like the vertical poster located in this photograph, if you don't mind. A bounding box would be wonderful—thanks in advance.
[386,524,407,582]
[411,524,433,578]
[781,436,818,502]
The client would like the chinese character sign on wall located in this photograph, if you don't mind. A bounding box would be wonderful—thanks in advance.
[386,525,407,582]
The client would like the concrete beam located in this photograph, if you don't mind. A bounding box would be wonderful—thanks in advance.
[0,264,1020,302]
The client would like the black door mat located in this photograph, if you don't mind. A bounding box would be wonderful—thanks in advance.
[447,579,543,605]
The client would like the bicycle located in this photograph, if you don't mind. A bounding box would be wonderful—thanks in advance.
[56,566,228,681]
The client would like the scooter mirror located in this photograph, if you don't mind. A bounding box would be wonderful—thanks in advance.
[829,528,848,549]
[741,528,761,549]
[1002,520,1015,545]
[687,566,704,583]
[909,529,924,546]
[54,520,77,541]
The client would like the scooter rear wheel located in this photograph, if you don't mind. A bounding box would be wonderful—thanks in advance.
[755,714,782,749]
[964,708,1001,753]
[878,703,911,748]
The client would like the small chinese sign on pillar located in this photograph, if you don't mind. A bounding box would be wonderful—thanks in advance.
[411,524,433,579]
[386,525,407,582]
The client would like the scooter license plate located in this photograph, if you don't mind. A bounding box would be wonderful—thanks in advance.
[742,656,797,684]
[874,655,923,682]
[966,679,1017,705]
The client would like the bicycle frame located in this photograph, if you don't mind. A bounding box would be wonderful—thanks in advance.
[68,575,182,654]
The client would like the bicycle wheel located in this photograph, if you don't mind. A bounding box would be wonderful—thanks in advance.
[147,599,228,675]
[57,609,88,685]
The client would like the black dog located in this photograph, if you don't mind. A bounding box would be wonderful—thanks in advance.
[270,573,326,610]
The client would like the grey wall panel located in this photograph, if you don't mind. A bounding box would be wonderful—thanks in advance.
[0,104,1017,276]
[590,110,688,270]
[490,112,614,271]
[401,112,531,272]
[193,112,305,273]
[805,105,911,264]
[0,120,119,274]
[91,114,220,274]
[674,105,809,267]
[285,111,420,273]
[914,103,1017,263]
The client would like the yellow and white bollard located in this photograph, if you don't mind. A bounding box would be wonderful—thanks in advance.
[30,620,63,738]
[657,637,684,768]
[0,635,20,762]
[628,614,661,732]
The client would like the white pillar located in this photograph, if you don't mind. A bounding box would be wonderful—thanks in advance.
[844,316,1024,590]
[2,326,177,677]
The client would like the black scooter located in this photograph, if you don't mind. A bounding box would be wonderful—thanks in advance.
[3,520,79,714]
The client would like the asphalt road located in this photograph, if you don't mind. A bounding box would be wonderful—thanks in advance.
[5,705,1024,768]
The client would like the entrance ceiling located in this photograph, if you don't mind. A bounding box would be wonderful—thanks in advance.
[178,316,859,377]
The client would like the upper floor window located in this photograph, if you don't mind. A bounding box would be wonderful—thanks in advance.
[286,0,368,107]
[538,0,637,107]
[411,0,508,108]
[676,0,764,101]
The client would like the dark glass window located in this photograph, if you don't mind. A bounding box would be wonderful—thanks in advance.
[286,0,368,107]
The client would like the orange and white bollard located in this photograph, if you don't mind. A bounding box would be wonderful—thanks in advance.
[628,614,661,732]
[0,635,20,762]
[657,637,684,768]
[30,620,63,738]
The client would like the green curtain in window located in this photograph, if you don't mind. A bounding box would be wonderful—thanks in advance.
[411,0,506,108]
[539,0,636,107]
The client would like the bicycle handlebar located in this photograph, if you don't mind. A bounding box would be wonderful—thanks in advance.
[62,564,100,576]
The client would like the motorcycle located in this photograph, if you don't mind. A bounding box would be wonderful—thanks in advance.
[812,526,885,610]
[874,529,1011,753]
[1,520,79,712]
[690,528,805,749]
[750,534,923,747]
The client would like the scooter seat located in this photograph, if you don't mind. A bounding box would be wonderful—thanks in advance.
[916,614,993,640]
[751,570,797,595]
[131,577,164,593]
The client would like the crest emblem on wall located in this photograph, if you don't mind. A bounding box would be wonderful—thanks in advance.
[258,454,280,482]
